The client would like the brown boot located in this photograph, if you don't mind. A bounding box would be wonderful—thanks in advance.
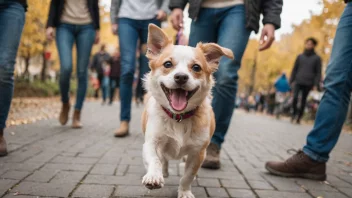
[0,129,8,157]
[265,150,326,181]
[59,103,70,125]
[72,109,82,129]
[201,143,221,169]
[114,121,129,137]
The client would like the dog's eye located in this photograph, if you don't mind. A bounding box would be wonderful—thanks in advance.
[163,61,173,68]
[192,64,202,72]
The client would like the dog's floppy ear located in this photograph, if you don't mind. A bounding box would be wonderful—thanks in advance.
[197,43,234,72]
[147,24,170,59]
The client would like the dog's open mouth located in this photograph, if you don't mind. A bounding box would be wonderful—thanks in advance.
[161,83,199,111]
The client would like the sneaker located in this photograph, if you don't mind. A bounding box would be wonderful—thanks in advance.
[265,150,326,181]
[201,143,221,169]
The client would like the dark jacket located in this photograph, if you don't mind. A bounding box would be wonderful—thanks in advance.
[290,50,322,88]
[91,52,111,75]
[169,0,282,33]
[110,56,121,78]
[46,0,100,30]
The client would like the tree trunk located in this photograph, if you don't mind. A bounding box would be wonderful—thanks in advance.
[249,51,258,95]
[23,56,30,78]
[41,51,47,82]
[40,42,48,82]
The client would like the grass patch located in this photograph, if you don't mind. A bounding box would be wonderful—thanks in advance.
[14,78,95,98]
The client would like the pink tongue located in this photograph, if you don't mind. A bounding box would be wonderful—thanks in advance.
[170,89,188,111]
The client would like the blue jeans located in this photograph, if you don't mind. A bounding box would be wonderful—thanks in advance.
[303,3,352,162]
[56,23,95,110]
[118,18,161,121]
[189,5,251,147]
[0,2,25,129]
[102,76,110,102]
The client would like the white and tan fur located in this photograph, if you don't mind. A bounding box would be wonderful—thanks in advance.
[142,24,234,198]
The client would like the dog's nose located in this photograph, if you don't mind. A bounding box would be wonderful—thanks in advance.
[174,73,189,85]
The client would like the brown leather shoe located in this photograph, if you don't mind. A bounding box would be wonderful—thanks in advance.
[265,150,326,181]
[0,129,8,157]
[59,103,70,125]
[114,121,129,137]
[201,142,221,169]
[72,109,82,129]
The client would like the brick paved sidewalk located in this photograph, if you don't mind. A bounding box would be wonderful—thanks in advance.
[1,101,352,198]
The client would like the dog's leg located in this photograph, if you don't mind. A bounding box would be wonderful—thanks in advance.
[161,158,169,178]
[178,150,205,198]
[142,140,164,190]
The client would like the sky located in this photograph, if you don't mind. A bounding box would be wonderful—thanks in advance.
[275,0,322,39]
[102,0,323,40]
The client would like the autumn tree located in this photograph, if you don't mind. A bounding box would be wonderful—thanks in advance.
[18,0,50,80]
[238,0,344,95]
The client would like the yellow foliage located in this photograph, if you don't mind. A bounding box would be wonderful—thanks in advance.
[238,0,344,94]
[18,0,50,59]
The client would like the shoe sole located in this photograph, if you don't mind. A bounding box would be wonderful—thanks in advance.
[201,161,220,170]
[265,164,326,181]
[0,152,8,157]
[114,132,129,138]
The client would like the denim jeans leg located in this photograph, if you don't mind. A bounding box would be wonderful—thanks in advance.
[0,2,25,129]
[188,8,217,47]
[75,24,95,110]
[211,5,251,147]
[303,3,352,162]
[56,24,75,105]
[118,18,139,121]
[138,19,161,95]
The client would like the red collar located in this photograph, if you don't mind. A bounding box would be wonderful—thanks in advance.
[161,106,197,122]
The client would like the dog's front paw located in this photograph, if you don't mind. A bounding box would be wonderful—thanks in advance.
[178,190,195,198]
[142,172,164,190]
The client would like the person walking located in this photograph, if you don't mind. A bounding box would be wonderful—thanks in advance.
[170,0,283,169]
[0,0,27,157]
[109,50,121,104]
[101,62,111,104]
[290,38,322,124]
[91,44,111,99]
[46,0,100,128]
[110,0,169,137]
[265,0,352,181]
[274,72,291,119]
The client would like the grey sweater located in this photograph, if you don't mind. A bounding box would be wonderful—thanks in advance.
[110,0,170,23]
[169,0,282,34]
[290,50,322,87]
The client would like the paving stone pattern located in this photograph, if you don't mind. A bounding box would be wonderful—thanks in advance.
[1,102,352,198]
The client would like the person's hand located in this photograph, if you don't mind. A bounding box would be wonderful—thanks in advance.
[170,8,183,31]
[259,24,275,51]
[95,31,100,44]
[112,24,118,35]
[46,27,55,41]
[156,10,167,21]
